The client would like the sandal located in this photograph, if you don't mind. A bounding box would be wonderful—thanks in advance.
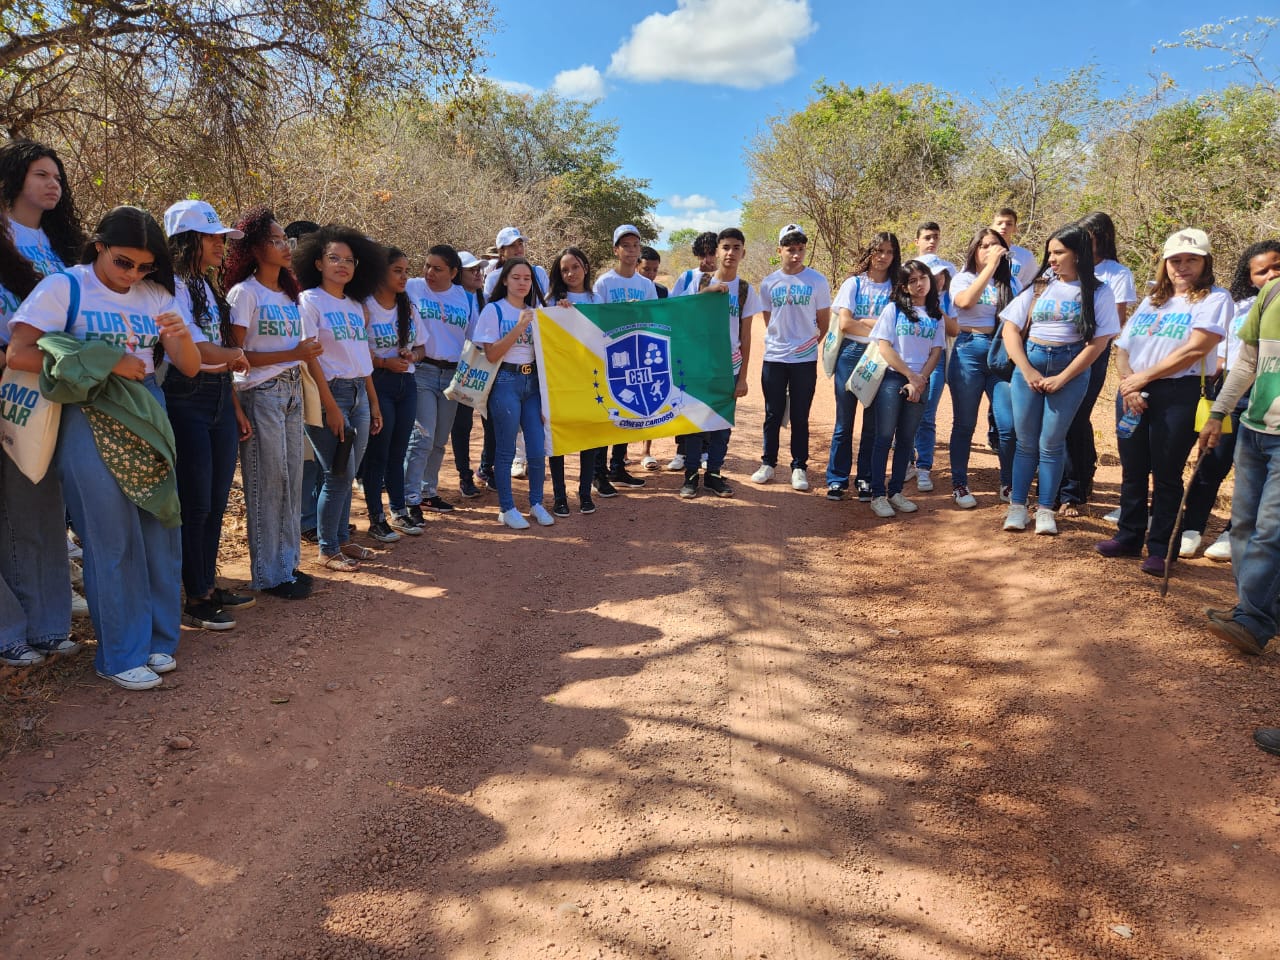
[1059,503,1082,518]
[341,543,377,560]
[322,552,360,571]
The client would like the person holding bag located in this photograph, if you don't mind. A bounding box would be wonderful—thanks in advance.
[1096,228,1229,576]
[7,206,202,690]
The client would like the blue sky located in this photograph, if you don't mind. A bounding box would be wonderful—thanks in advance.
[479,2,1268,243]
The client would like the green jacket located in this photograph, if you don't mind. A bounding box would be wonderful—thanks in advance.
[37,332,181,528]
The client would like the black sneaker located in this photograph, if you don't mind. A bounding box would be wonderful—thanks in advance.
[182,599,236,630]
[855,479,873,502]
[610,468,646,488]
[369,520,402,543]
[476,468,495,488]
[679,475,699,499]
[291,569,314,586]
[301,527,319,544]
[407,505,427,527]
[388,511,423,536]
[826,484,846,501]
[553,498,571,517]
[265,578,312,600]
[593,475,619,498]
[579,495,596,515]
[212,587,255,610]
[458,477,481,499]
[424,495,455,513]
[704,473,734,498]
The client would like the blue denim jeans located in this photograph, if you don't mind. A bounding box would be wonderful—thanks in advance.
[305,377,371,555]
[1059,342,1112,506]
[1183,402,1246,534]
[301,457,322,533]
[489,368,546,512]
[56,379,181,676]
[912,356,948,470]
[238,368,304,590]
[1228,425,1280,646]
[0,450,71,650]
[404,363,459,503]
[825,338,875,489]
[164,370,239,599]
[361,368,417,522]
[1115,376,1199,559]
[947,331,1014,490]
[1010,342,1090,508]
[870,370,929,498]
[761,360,817,469]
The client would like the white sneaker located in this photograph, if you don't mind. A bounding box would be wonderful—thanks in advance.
[1034,507,1058,536]
[916,469,934,492]
[498,508,530,530]
[665,454,686,472]
[999,485,1012,503]
[1205,530,1232,562]
[791,468,809,491]
[510,458,527,479]
[1179,530,1202,558]
[953,487,978,509]
[641,455,659,471]
[1003,504,1029,531]
[529,503,556,527]
[889,492,918,513]
[751,464,775,484]
[870,496,896,518]
[904,463,918,482]
[96,666,162,690]
[1104,507,1121,523]
[147,653,177,674]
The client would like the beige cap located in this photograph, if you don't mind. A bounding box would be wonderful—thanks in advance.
[1162,228,1211,259]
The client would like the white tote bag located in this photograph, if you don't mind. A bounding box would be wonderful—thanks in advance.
[844,340,887,408]
[443,340,500,418]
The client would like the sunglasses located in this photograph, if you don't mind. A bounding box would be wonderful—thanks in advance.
[105,247,157,276]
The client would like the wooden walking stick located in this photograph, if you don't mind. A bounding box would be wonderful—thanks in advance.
[1162,448,1206,597]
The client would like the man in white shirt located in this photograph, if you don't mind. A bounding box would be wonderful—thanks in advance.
[991,208,1038,289]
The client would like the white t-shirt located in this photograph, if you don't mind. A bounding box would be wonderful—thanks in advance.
[1094,259,1137,308]
[228,276,303,390]
[365,297,426,374]
[832,274,893,344]
[10,264,198,377]
[299,288,372,380]
[1222,296,1254,369]
[950,271,1015,331]
[1118,287,1231,378]
[1008,245,1037,287]
[593,269,657,304]
[999,279,1121,345]
[759,267,833,362]
[10,222,65,278]
[553,290,599,306]
[871,304,946,374]
[705,276,764,375]
[473,299,535,365]
[174,278,231,372]
[669,268,703,299]
[406,278,472,363]
[482,264,550,301]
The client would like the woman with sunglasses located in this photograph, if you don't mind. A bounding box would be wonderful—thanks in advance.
[224,207,321,600]
[7,206,202,690]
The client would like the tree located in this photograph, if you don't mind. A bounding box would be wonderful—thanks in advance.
[666,228,699,252]
[1159,16,1279,96]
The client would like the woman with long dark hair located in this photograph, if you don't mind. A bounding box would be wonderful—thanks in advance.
[947,227,1016,508]
[225,207,320,599]
[161,201,255,630]
[997,224,1120,535]
[0,138,85,276]
[8,206,201,689]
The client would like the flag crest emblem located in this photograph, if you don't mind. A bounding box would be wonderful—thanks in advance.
[606,331,671,418]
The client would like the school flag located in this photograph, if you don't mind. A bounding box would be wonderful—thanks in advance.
[533,294,737,457]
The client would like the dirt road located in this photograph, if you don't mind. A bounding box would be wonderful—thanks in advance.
[3,334,1279,960]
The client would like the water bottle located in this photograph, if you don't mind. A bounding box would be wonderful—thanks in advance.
[1116,392,1149,439]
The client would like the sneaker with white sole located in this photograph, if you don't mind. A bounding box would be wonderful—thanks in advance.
[1179,530,1202,558]
[1205,530,1232,562]
[96,666,162,690]
[1104,506,1121,523]
[641,455,659,471]
[904,463,918,482]
[665,454,686,472]
[511,458,527,479]
[999,485,1012,503]
[1003,504,1029,531]
[1,643,46,667]
[389,510,424,536]
[953,486,978,509]
[856,479,873,502]
[368,520,402,543]
[529,503,556,526]
[30,637,82,657]
[1035,507,1058,536]
[870,496,896,518]
[889,493,918,513]
[751,464,775,484]
[791,468,809,491]
[916,469,934,492]
[147,653,177,674]
[498,508,530,529]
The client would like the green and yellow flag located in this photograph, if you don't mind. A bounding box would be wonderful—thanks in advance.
[533,295,737,457]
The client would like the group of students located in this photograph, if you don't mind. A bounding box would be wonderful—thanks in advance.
[2,133,1276,693]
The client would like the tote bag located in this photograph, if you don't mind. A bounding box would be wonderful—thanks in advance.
[844,340,887,408]
[444,340,500,417]
[821,275,857,378]
[0,272,80,483]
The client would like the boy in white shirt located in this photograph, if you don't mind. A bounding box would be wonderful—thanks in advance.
[753,224,832,491]
[662,231,719,472]
[992,208,1038,289]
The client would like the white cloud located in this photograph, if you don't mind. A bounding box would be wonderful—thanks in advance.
[551,65,606,102]
[668,194,716,210]
[608,0,816,90]
[492,78,539,96]
[655,207,743,245]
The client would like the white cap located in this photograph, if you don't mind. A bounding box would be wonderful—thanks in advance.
[920,254,955,277]
[778,223,806,244]
[1162,228,1211,259]
[495,226,523,249]
[612,224,642,245]
[458,250,482,269]
[163,200,243,239]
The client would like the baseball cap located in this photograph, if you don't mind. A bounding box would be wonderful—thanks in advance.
[163,200,243,239]
[778,223,806,245]
[920,254,955,277]
[495,226,524,249]
[458,251,483,269]
[612,224,642,245]
[1162,228,1211,259]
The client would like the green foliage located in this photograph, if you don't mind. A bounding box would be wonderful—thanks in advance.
[667,228,699,251]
